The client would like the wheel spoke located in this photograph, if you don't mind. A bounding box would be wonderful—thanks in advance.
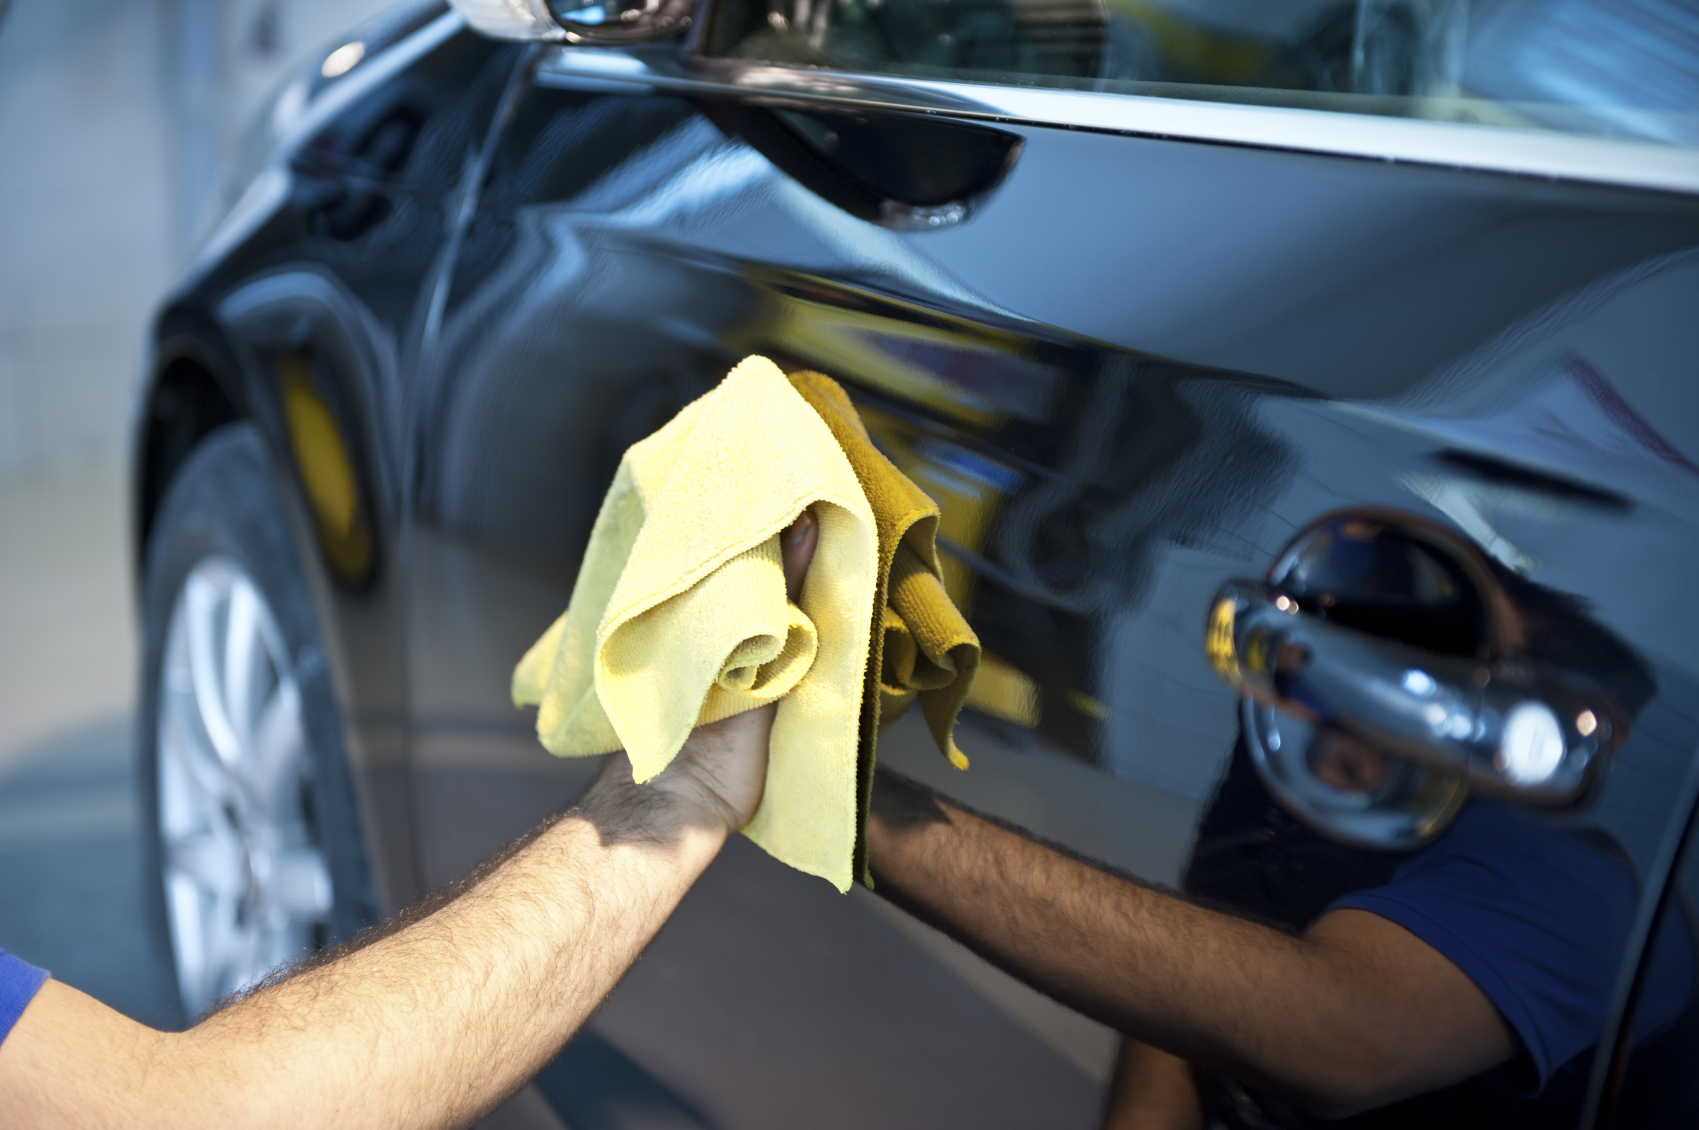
[165,873,207,1005]
[271,847,334,919]
[166,830,246,897]
[159,660,235,818]
[184,569,240,765]
[223,577,263,749]
[244,678,304,817]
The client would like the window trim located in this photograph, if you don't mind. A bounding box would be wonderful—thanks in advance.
[535,44,1699,197]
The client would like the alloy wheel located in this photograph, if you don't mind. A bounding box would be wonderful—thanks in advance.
[156,556,334,1018]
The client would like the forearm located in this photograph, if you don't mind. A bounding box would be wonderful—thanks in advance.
[2,761,724,1130]
[187,784,720,1127]
[865,772,1506,1114]
[1102,1039,1202,1130]
[865,774,1326,1088]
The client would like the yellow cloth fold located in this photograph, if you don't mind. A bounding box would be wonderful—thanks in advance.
[883,543,981,756]
[785,371,980,885]
[511,356,878,891]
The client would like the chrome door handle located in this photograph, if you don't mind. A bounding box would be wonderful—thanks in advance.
[1207,580,1615,802]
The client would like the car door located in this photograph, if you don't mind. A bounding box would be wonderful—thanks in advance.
[413,1,1699,1125]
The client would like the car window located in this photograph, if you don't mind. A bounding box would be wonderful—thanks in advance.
[701,0,1699,147]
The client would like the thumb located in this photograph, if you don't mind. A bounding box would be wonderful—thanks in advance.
[781,508,819,604]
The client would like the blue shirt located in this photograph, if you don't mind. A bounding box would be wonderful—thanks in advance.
[0,949,48,1047]
[1334,800,1695,1095]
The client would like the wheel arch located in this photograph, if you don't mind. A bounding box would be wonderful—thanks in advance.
[135,277,421,912]
[138,272,399,587]
[135,305,247,574]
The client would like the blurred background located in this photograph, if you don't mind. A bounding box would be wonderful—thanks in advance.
[0,0,389,1026]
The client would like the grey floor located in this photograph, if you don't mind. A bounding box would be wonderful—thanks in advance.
[0,464,184,1027]
[0,715,184,1030]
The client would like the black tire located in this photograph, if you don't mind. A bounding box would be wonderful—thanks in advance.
[138,423,376,1021]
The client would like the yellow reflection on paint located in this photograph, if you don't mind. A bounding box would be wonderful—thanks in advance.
[279,355,372,584]
[966,652,1041,728]
[1206,596,1241,685]
[1069,690,1109,722]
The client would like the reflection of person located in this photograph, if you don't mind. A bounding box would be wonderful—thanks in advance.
[868,754,1696,1127]
[865,570,1697,1127]
[1124,740,1696,1127]
[0,516,819,1128]
[869,766,1512,1123]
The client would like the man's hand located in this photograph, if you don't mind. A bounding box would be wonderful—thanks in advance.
[0,509,819,1130]
[584,507,818,837]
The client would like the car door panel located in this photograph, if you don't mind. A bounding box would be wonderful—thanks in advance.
[408,45,1699,1124]
[908,128,1699,398]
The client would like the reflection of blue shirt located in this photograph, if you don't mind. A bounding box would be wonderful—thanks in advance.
[0,949,48,1046]
[1334,800,1695,1093]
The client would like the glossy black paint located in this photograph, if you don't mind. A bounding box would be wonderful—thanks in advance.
[145,15,523,914]
[135,9,1699,1127]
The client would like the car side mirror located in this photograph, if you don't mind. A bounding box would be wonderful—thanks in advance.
[451,0,694,45]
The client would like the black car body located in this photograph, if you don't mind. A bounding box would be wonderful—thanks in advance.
[132,1,1699,1125]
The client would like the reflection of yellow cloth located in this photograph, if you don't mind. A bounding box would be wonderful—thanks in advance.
[787,372,980,885]
[512,356,877,891]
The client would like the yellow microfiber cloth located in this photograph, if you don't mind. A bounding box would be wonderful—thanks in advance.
[785,371,981,885]
[511,356,878,891]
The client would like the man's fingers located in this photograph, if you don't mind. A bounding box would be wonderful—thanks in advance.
[781,508,818,604]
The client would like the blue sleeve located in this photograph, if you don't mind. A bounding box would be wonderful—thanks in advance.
[0,949,49,1047]
[1332,802,1682,1093]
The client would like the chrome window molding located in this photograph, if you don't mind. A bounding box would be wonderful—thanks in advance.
[537,46,1699,198]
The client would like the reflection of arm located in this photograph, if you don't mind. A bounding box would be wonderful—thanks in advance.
[866,771,1513,1120]
[1102,1038,1202,1130]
